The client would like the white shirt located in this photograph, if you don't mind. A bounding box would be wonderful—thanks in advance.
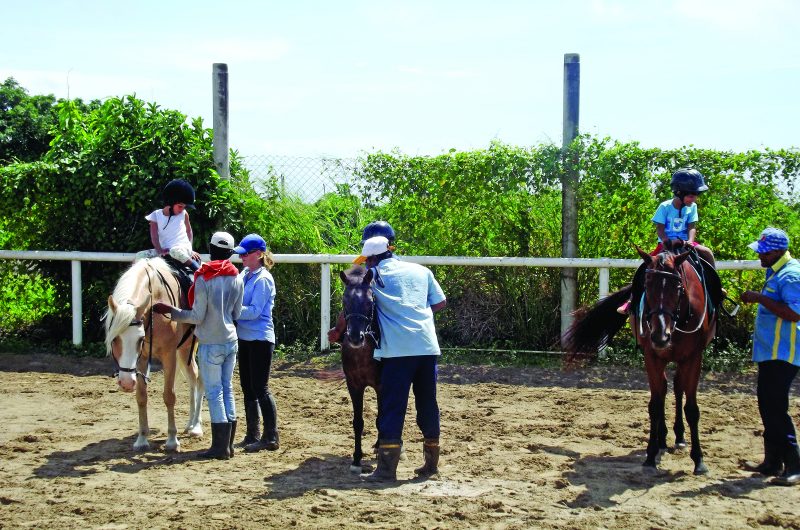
[145,209,191,250]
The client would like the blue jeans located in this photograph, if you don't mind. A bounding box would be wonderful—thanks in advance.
[198,341,238,423]
[378,355,440,440]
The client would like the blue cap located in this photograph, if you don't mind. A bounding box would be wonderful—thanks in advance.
[234,233,268,254]
[748,227,790,254]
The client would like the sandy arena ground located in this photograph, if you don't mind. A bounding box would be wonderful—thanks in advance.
[1,352,799,529]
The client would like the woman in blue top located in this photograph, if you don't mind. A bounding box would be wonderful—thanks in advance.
[233,234,280,452]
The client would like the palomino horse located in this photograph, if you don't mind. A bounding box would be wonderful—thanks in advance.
[104,257,203,452]
[564,247,719,474]
[339,265,382,473]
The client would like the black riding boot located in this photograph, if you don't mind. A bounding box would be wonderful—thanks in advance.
[363,439,402,482]
[773,444,800,486]
[414,438,440,477]
[743,439,784,476]
[245,396,279,452]
[236,400,261,448]
[228,420,237,459]
[199,422,231,460]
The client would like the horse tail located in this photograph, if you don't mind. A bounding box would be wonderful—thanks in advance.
[562,285,633,363]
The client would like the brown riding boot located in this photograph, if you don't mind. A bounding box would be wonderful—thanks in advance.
[363,439,402,482]
[414,438,440,477]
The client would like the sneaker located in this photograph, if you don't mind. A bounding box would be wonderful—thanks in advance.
[616,301,631,315]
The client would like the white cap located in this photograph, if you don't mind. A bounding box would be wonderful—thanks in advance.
[210,231,235,249]
[353,236,389,265]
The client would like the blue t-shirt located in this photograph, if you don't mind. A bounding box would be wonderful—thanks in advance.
[652,199,698,241]
[235,267,276,343]
[752,253,800,366]
[370,257,446,359]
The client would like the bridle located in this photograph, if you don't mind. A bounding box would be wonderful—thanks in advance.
[640,262,706,338]
[344,291,381,349]
[110,304,153,383]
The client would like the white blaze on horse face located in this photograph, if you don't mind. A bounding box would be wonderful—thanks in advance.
[116,324,145,392]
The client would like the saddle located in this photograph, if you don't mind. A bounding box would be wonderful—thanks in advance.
[630,248,725,321]
[162,255,194,309]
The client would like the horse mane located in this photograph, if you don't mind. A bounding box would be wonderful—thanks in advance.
[103,258,172,355]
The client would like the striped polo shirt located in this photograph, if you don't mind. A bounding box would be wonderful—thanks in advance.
[752,252,800,366]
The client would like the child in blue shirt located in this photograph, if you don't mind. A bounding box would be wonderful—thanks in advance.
[618,168,716,314]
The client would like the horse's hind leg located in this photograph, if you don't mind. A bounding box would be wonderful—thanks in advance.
[348,384,366,473]
[679,356,708,475]
[179,344,204,437]
[161,351,180,452]
[673,372,687,450]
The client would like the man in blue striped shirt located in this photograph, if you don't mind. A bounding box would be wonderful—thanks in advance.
[741,227,800,486]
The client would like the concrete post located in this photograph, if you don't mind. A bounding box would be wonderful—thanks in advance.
[212,63,230,179]
[561,53,580,337]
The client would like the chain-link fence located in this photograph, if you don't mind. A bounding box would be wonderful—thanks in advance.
[241,154,361,203]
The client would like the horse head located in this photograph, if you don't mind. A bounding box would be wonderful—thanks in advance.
[104,263,153,392]
[636,245,692,350]
[340,266,376,348]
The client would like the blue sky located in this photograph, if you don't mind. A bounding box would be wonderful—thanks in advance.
[3,0,799,157]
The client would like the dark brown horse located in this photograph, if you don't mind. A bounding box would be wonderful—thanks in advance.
[339,265,382,473]
[564,247,719,474]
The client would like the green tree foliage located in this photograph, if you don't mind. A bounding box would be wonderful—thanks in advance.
[0,77,99,164]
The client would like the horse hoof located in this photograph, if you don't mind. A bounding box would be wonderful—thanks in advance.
[642,463,659,475]
[672,442,688,453]
[349,464,363,474]
[133,442,150,452]
[694,463,709,475]
[186,426,203,438]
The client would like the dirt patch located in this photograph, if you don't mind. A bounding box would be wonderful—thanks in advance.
[1,352,799,529]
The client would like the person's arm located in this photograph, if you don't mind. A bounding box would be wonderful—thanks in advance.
[238,277,270,321]
[328,311,345,343]
[740,291,800,322]
[431,300,447,312]
[149,221,165,255]
[686,222,697,244]
[167,279,208,324]
[183,213,201,261]
[655,223,668,244]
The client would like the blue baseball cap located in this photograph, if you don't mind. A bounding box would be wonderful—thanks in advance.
[234,233,268,254]
[748,227,790,254]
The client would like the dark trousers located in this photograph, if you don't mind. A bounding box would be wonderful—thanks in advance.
[238,339,278,431]
[757,360,799,448]
[378,355,440,441]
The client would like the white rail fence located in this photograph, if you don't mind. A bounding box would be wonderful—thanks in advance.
[0,250,762,349]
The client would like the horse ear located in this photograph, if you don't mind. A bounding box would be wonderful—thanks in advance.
[364,268,373,284]
[108,296,118,313]
[635,245,653,264]
[674,250,692,267]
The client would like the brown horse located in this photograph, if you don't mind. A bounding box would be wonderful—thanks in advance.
[339,265,382,473]
[564,247,719,474]
[104,258,203,452]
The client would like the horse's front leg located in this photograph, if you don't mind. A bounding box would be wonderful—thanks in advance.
[673,372,687,450]
[133,375,150,451]
[162,352,180,453]
[679,357,707,475]
[347,383,366,473]
[643,355,668,471]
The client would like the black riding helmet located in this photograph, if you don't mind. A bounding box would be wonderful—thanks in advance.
[361,220,396,244]
[162,179,196,210]
[670,168,708,196]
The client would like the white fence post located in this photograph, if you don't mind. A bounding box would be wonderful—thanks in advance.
[71,260,82,346]
[599,267,609,299]
[320,262,331,351]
